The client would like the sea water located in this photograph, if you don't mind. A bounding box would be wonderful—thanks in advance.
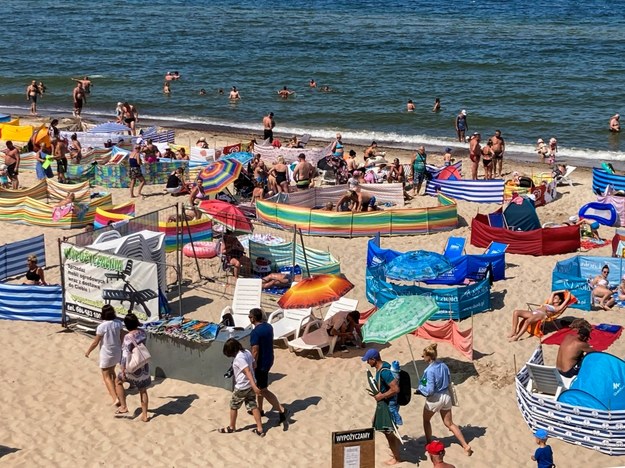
[2,0,625,163]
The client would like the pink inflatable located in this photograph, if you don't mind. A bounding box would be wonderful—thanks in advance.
[183,241,219,259]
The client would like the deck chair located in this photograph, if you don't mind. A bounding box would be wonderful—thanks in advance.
[267,307,313,345]
[555,165,576,187]
[324,297,359,321]
[526,291,578,337]
[484,241,508,255]
[487,212,506,228]
[219,278,262,329]
[443,236,466,260]
[287,319,338,358]
[525,362,573,399]
[299,133,311,148]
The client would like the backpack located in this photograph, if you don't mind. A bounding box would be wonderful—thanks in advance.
[397,370,412,406]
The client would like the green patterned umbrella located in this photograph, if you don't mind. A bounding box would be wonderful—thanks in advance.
[362,295,439,344]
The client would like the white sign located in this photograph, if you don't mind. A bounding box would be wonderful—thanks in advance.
[61,243,159,323]
[344,446,360,468]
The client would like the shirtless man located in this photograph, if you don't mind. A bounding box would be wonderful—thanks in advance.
[292,153,316,190]
[491,129,506,178]
[73,82,86,116]
[229,86,241,99]
[469,132,481,180]
[26,80,40,115]
[2,141,21,189]
[72,76,92,94]
[610,114,620,133]
[556,318,594,378]
[277,86,294,99]
[407,100,416,112]
[54,138,69,183]
[425,441,456,468]
[309,79,317,88]
[336,189,377,212]
[262,112,275,142]
[364,141,378,161]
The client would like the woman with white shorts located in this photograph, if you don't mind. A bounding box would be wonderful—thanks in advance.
[418,343,473,457]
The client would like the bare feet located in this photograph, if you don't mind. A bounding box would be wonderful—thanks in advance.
[115,407,129,415]
[141,414,149,422]
[384,457,401,465]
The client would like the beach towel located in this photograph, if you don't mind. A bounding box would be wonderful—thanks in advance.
[52,204,73,221]
[414,320,474,360]
[542,325,623,351]
[580,238,610,250]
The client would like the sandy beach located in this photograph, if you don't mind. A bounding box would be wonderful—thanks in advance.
[1,114,625,468]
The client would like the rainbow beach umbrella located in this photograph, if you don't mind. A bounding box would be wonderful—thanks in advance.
[277,274,354,309]
[196,160,243,195]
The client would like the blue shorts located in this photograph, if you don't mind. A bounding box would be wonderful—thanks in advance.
[388,399,403,426]
[590,221,600,230]
[368,196,376,208]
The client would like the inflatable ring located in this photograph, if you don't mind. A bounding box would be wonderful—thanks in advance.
[183,241,219,259]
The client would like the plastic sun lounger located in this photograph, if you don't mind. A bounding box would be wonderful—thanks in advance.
[219,278,262,329]
[324,297,359,321]
[443,236,466,260]
[287,319,338,358]
[267,307,313,345]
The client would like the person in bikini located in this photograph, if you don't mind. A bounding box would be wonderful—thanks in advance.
[330,133,344,159]
[292,153,316,190]
[26,80,40,115]
[261,271,303,289]
[508,291,569,342]
[24,255,47,285]
[589,264,616,310]
[491,130,506,178]
[556,318,594,378]
[2,141,21,189]
[455,110,468,142]
[221,231,246,280]
[481,139,494,180]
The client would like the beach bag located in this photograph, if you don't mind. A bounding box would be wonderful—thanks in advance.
[448,382,459,407]
[126,340,151,373]
[397,370,412,406]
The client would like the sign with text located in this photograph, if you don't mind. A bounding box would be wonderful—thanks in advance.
[331,428,375,468]
[61,243,159,323]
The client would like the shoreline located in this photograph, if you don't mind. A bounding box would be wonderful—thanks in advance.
[1,105,623,173]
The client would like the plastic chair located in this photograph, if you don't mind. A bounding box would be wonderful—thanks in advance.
[267,307,313,345]
[525,362,573,399]
[219,278,262,329]
[443,236,466,260]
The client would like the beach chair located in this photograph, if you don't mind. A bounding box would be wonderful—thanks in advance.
[299,133,311,148]
[443,236,466,260]
[267,307,313,345]
[287,319,338,358]
[525,362,573,399]
[324,297,359,321]
[484,241,508,255]
[219,278,262,329]
[526,291,578,338]
[319,169,337,186]
[487,212,507,229]
[555,166,576,187]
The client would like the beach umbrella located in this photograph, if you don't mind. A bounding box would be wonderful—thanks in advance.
[89,122,132,133]
[198,199,253,233]
[385,250,452,282]
[277,274,354,309]
[362,295,440,380]
[196,159,243,195]
[219,151,254,166]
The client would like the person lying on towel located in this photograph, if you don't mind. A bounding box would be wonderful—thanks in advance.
[508,290,569,342]
[261,272,302,290]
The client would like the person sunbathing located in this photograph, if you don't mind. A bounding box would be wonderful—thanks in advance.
[589,264,616,310]
[261,272,302,290]
[508,290,568,341]
[54,192,76,208]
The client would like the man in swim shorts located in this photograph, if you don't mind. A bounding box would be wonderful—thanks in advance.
[491,129,506,178]
[73,82,86,116]
[262,112,275,142]
[469,132,481,180]
[26,80,40,115]
[2,141,20,189]
[292,153,316,190]
[556,318,594,378]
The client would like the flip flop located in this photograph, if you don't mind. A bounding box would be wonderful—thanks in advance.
[218,426,235,434]
[114,408,129,415]
[252,428,266,438]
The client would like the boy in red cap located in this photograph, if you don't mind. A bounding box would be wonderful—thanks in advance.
[425,440,455,467]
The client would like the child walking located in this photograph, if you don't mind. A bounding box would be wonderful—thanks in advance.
[531,429,555,468]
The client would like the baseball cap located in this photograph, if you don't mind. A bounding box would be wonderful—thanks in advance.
[461,109,467,115]
[534,429,548,440]
[362,349,381,361]
[425,440,445,455]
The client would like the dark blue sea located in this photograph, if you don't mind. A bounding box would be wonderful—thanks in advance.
[2,0,625,162]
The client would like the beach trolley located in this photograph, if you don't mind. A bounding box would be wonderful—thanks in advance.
[516,346,625,455]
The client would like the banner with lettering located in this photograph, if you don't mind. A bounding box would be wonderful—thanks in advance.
[61,243,159,323]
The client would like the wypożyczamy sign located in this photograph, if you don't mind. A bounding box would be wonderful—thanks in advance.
[61,243,159,323]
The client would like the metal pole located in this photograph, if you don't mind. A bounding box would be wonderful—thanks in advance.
[405,334,421,381]
[176,203,183,317]
[291,225,297,276]
[298,228,311,278]
[184,207,205,280]
[57,238,67,327]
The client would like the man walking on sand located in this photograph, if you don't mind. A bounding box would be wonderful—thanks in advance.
[491,129,506,178]
[263,112,275,142]
[248,308,289,430]
[426,440,456,468]
[469,132,481,180]
[2,141,20,189]
[363,348,402,466]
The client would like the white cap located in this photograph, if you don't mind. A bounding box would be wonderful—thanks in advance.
[461,109,467,115]
[117,102,123,106]
[569,215,579,223]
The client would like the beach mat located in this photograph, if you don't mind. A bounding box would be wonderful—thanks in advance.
[542,325,623,351]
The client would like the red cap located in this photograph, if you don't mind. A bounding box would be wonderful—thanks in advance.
[425,440,445,455]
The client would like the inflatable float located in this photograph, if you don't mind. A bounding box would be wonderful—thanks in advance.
[578,201,618,226]
[1,124,34,143]
[183,241,219,258]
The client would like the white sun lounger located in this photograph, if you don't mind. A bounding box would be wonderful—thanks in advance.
[287,319,338,358]
[220,278,262,329]
[525,362,574,399]
[267,307,313,345]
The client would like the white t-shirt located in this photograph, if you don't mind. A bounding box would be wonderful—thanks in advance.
[95,319,123,369]
[232,349,256,390]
